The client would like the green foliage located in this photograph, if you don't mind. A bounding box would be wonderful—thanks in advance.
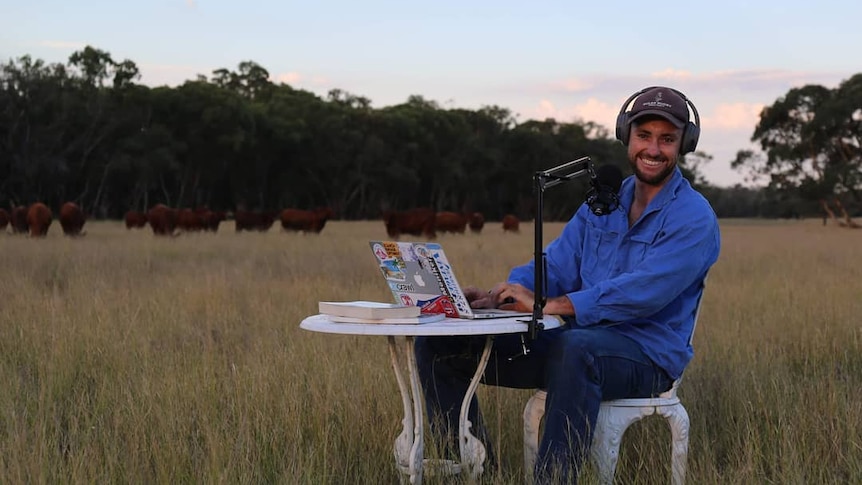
[2,45,737,220]
[733,76,862,213]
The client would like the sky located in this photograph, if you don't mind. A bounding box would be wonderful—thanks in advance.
[3,0,861,188]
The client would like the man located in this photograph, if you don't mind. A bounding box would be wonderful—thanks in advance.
[415,86,721,483]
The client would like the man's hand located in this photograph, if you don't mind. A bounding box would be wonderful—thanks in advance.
[463,285,497,309]
[497,283,534,312]
[497,283,576,315]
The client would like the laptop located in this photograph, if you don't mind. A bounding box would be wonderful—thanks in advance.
[369,240,533,319]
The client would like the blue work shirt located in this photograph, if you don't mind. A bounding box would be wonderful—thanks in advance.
[508,167,721,379]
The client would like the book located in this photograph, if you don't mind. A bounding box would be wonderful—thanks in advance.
[326,313,446,325]
[318,300,421,320]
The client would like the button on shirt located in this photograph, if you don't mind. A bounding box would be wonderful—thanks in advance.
[508,167,721,379]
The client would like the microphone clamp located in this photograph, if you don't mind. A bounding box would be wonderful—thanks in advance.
[585,189,621,216]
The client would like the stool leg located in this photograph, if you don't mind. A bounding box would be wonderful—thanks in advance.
[661,404,690,485]
[522,391,546,481]
[591,406,644,485]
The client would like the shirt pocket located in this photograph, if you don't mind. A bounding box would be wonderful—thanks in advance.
[622,228,662,271]
[582,224,619,284]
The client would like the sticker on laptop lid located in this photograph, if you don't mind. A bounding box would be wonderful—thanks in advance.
[417,295,458,317]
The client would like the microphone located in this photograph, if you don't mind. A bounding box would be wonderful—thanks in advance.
[585,164,623,216]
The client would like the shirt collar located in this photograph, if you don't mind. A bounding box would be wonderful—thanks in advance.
[620,166,685,213]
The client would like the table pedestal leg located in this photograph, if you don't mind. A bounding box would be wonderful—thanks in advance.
[389,336,424,484]
[459,335,492,479]
[388,334,493,484]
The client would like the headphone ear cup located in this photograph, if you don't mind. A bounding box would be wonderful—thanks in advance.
[615,112,629,145]
[680,121,700,155]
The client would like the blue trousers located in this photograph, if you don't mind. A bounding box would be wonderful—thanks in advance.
[415,325,673,483]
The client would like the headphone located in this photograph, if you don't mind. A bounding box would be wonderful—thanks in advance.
[614,86,701,155]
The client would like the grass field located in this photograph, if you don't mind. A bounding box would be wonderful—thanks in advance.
[1,219,860,484]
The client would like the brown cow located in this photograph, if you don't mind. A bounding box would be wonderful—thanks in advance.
[280,207,334,233]
[435,211,468,234]
[502,214,520,233]
[175,206,222,232]
[124,210,148,229]
[176,208,203,232]
[383,208,436,239]
[200,210,227,232]
[234,210,255,232]
[59,202,86,236]
[10,206,29,234]
[468,212,485,233]
[0,208,8,231]
[147,204,178,236]
[26,202,53,237]
[235,210,278,232]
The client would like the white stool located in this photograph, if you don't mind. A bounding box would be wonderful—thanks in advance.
[523,380,689,484]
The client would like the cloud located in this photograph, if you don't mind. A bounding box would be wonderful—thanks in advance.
[533,96,766,136]
[276,72,301,84]
[512,67,853,143]
[531,99,558,119]
[134,64,334,89]
[649,68,694,82]
[551,79,595,93]
[524,97,618,127]
[702,102,765,131]
[39,41,87,50]
[572,98,617,125]
[647,68,852,95]
[536,68,851,100]
[186,0,196,8]
[274,72,331,88]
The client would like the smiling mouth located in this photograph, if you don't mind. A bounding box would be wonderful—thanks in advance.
[639,157,665,167]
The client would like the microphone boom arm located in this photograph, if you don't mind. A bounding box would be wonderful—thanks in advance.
[539,156,595,189]
[529,156,594,341]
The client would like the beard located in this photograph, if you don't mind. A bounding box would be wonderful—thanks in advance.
[630,157,676,186]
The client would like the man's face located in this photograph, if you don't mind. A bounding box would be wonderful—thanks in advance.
[627,118,683,186]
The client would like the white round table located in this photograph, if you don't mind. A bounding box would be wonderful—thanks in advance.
[300,314,562,484]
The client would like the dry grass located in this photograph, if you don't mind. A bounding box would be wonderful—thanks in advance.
[0,219,860,484]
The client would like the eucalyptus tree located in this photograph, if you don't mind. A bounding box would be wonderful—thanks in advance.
[812,74,862,204]
[212,60,273,100]
[67,46,142,206]
[733,76,862,220]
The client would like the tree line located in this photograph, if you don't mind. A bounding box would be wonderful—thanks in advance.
[1,46,857,222]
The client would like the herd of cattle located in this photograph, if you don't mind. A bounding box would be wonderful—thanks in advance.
[124,205,339,235]
[0,202,86,237]
[382,208,521,238]
[1,202,523,238]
